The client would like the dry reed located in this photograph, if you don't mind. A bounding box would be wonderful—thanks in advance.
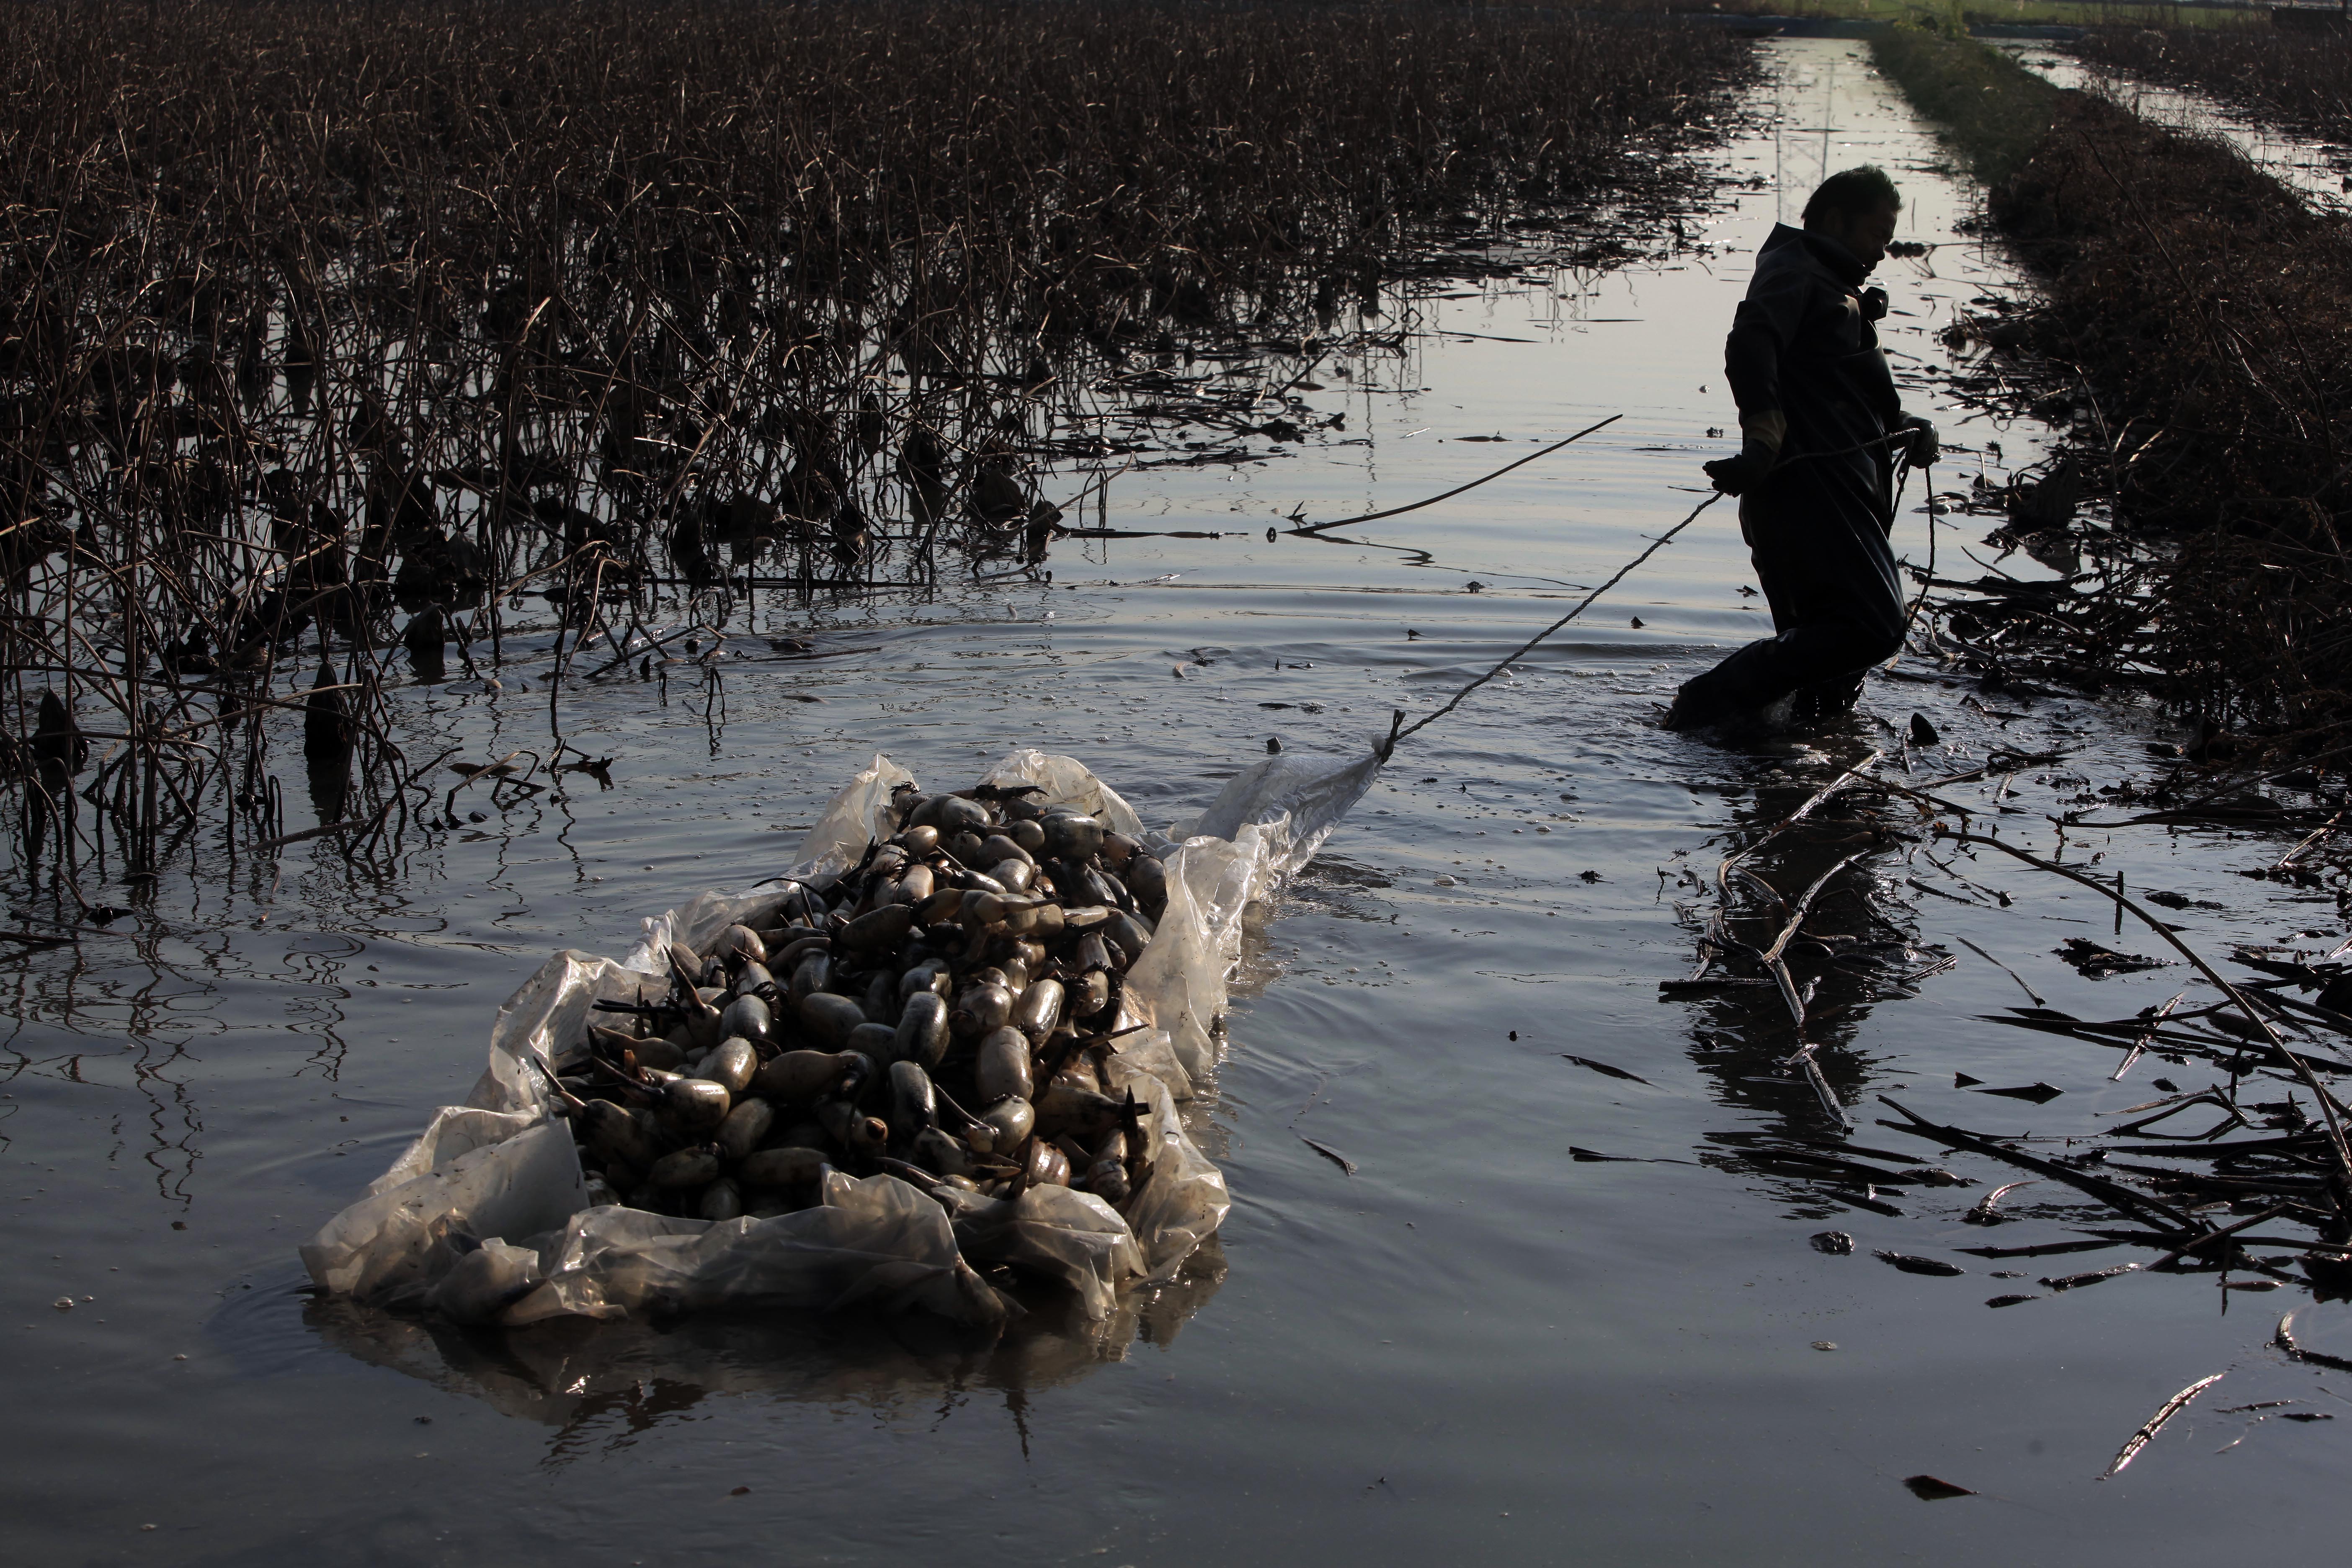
[1875,26,2352,756]
[0,1,1749,899]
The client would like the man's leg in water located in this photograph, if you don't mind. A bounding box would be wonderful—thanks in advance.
[1792,489,1899,722]
[1791,672,1869,724]
[1665,467,1903,727]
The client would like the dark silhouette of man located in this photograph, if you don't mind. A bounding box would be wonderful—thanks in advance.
[1665,165,1937,731]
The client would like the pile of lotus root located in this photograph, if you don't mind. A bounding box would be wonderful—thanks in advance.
[552,781,1173,1225]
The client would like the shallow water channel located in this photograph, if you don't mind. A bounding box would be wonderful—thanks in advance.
[7,38,2350,1565]
[2011,44,2352,216]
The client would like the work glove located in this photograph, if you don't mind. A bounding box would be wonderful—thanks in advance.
[1703,440,1775,498]
[1898,414,1939,468]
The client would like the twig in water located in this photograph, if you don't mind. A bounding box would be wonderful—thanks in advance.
[1876,1096,2195,1232]
[2101,1372,2225,1479]
[1955,936,2045,1007]
[2113,991,2188,1081]
[1757,851,1868,1037]
[2274,803,2349,871]
[2145,1204,2290,1274]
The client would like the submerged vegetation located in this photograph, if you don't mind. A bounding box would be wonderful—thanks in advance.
[1871,26,2352,755]
[0,0,1750,898]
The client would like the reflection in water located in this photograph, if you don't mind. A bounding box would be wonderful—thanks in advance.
[1,931,232,1201]
[405,606,450,684]
[299,1241,1226,1450]
[1666,745,1953,1209]
[0,863,429,1197]
[306,750,351,827]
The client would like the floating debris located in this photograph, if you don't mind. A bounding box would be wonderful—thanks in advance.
[2055,939,2168,979]
[1300,1138,1357,1176]
[1974,1082,2063,1105]
[2044,1262,2141,1292]
[2101,1372,2226,1479]
[1561,1054,1651,1086]
[1902,1475,1976,1501]
[1570,1147,1695,1165]
[1874,1251,1965,1278]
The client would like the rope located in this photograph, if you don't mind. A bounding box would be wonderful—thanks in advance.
[1898,454,1938,640]
[1378,488,1726,756]
[1290,413,1622,535]
[1297,420,1901,542]
[1777,426,1913,470]
[1372,426,1930,757]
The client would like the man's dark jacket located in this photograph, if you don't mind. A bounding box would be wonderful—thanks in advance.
[1680,223,1915,720]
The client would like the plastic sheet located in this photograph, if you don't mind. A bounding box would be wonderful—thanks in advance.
[302,745,1379,1329]
[501,1171,986,1326]
[1173,749,1386,885]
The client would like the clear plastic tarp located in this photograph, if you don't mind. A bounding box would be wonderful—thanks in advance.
[302,745,1379,1328]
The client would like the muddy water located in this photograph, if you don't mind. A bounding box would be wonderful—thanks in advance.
[6,38,2349,1566]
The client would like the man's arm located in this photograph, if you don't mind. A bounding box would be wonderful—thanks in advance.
[1722,261,1810,460]
[1706,265,1806,494]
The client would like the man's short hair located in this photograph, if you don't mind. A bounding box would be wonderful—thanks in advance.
[1802,165,1902,227]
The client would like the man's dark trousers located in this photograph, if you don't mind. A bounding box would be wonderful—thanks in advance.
[1681,447,1907,719]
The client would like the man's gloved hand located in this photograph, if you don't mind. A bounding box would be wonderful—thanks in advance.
[1704,441,1775,498]
[1898,414,1939,468]
[1859,286,1890,323]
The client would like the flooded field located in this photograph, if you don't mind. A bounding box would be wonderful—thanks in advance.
[6,37,2349,1566]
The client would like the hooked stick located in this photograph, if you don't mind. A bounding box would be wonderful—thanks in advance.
[2277,1309,2352,1372]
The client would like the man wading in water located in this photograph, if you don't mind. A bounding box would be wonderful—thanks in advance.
[1664,165,1937,732]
